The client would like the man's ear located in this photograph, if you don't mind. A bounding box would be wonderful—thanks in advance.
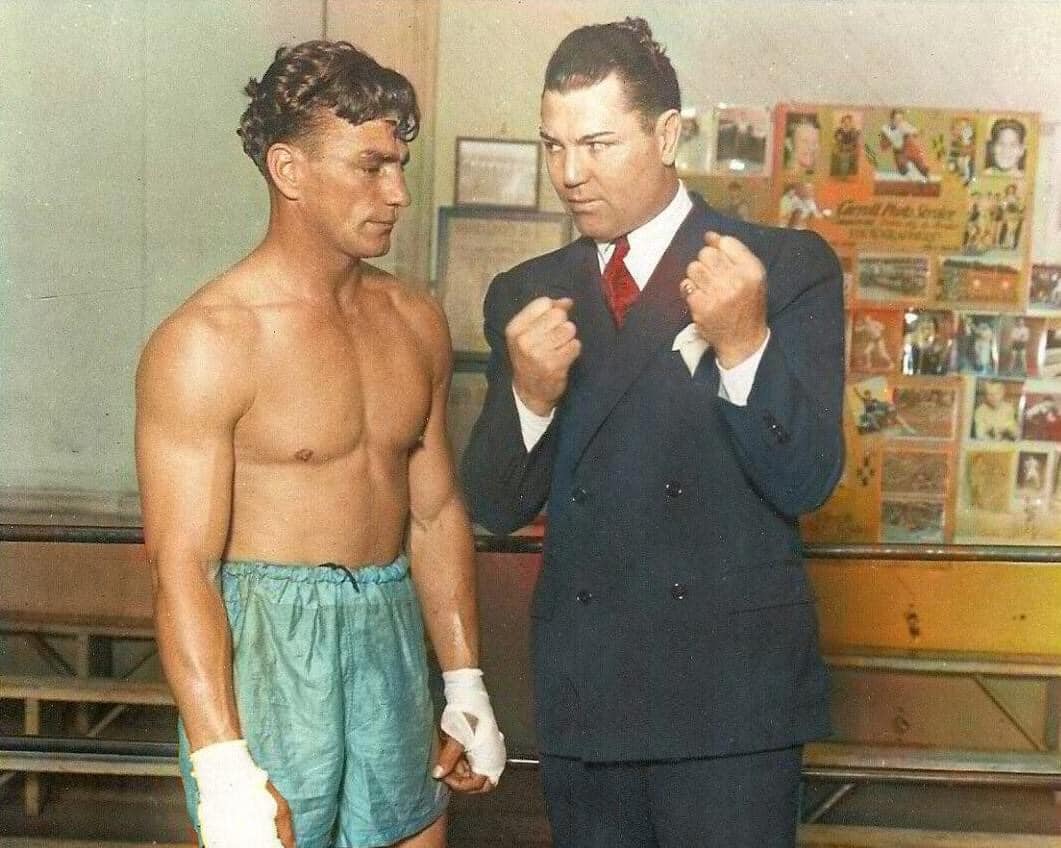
[656,109,682,166]
[266,142,303,200]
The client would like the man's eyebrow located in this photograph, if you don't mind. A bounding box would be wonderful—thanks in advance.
[538,129,617,144]
[358,149,410,165]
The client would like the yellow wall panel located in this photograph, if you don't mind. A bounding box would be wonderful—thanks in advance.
[810,559,1061,654]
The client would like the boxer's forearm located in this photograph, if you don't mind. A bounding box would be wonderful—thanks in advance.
[408,493,480,672]
[152,555,242,750]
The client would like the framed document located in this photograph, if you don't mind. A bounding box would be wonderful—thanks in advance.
[447,370,488,465]
[436,207,573,354]
[455,137,541,209]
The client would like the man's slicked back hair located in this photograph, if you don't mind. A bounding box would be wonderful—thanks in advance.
[238,40,420,177]
[543,18,680,129]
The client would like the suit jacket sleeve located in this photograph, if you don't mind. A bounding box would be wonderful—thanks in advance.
[716,228,846,518]
[459,269,558,534]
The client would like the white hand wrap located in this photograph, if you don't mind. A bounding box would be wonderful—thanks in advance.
[190,739,284,848]
[440,668,507,784]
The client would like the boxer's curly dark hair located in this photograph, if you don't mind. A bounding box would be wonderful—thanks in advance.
[544,17,680,129]
[238,40,420,177]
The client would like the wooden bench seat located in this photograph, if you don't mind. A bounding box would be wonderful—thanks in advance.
[0,840,193,848]
[0,676,174,816]
[805,742,1061,788]
[0,675,172,707]
[798,824,1061,847]
[0,611,155,640]
[823,647,1061,679]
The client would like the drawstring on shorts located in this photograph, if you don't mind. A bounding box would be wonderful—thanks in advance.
[319,561,360,592]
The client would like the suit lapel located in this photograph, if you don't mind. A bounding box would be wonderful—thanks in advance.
[564,197,721,467]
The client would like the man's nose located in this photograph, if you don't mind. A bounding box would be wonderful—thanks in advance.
[562,149,587,187]
[387,171,412,208]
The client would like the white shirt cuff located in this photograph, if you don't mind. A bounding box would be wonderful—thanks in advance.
[717,330,771,407]
[513,385,555,452]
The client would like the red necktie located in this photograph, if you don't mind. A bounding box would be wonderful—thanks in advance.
[601,235,640,327]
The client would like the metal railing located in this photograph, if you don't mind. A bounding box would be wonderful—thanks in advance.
[4,524,1061,563]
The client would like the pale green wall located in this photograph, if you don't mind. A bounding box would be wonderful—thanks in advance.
[4,0,1061,516]
[0,1,321,514]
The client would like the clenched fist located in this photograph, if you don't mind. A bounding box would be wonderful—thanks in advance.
[680,231,768,368]
[506,296,581,416]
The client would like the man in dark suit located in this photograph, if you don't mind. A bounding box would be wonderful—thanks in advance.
[460,18,844,848]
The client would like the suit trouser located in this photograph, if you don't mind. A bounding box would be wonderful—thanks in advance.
[541,746,803,848]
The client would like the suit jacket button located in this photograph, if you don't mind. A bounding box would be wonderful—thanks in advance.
[576,590,593,604]
[670,583,688,600]
[665,480,683,498]
[571,487,588,504]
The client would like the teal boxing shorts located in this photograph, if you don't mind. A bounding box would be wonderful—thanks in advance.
[178,556,448,848]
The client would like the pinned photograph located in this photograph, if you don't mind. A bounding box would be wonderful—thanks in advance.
[881,498,945,543]
[892,384,959,440]
[683,174,771,223]
[997,315,1046,378]
[963,449,1014,512]
[675,106,712,174]
[777,181,829,229]
[871,107,941,197]
[901,309,954,376]
[882,447,949,498]
[830,111,862,178]
[1044,321,1061,378]
[937,257,1021,308]
[782,111,822,176]
[983,116,1029,178]
[970,379,1022,441]
[956,313,1000,375]
[962,182,1026,255]
[946,116,977,185]
[713,107,770,175]
[856,254,929,303]
[1029,264,1061,314]
[1022,391,1061,442]
[848,377,897,435]
[1015,450,1049,495]
[850,308,904,373]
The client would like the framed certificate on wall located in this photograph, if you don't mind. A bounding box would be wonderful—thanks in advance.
[436,207,573,354]
[455,137,541,210]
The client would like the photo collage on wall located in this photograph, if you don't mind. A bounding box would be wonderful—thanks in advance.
[769,105,1061,545]
[675,104,1061,544]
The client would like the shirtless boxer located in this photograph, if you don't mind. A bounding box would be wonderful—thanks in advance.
[135,41,504,848]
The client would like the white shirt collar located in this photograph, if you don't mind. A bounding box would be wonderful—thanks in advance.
[596,181,693,290]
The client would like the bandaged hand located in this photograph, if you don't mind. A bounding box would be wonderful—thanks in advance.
[190,739,284,848]
[440,668,506,784]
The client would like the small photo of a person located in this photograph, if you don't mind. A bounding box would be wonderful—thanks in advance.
[879,108,930,180]
[830,113,861,178]
[971,379,1020,441]
[984,118,1027,176]
[1017,451,1047,493]
[783,112,820,174]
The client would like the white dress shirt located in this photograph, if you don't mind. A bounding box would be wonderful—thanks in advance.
[514,182,769,451]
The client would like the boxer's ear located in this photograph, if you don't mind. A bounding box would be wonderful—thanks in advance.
[656,109,681,167]
[266,142,303,200]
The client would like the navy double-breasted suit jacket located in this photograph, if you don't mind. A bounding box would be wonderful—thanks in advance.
[461,194,845,762]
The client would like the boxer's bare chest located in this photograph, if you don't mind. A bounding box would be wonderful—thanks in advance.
[233,300,432,467]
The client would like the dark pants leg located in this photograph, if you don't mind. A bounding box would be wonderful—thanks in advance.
[541,755,658,848]
[541,747,803,848]
[648,746,803,848]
